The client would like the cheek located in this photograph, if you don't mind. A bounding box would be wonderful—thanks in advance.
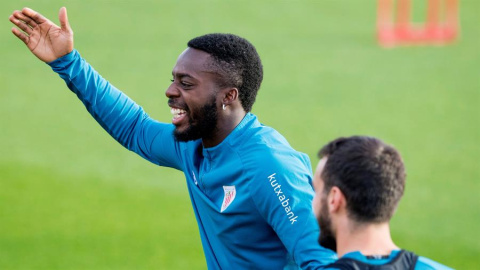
[312,195,321,218]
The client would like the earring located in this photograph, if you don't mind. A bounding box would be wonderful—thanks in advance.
[222,104,226,111]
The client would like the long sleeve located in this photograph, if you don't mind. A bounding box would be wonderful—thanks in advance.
[48,50,184,170]
[248,151,337,269]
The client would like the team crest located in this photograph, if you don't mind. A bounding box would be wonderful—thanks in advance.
[220,186,236,212]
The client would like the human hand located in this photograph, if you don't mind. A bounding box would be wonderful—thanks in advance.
[9,7,74,63]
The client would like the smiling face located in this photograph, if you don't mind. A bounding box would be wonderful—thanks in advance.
[166,48,223,142]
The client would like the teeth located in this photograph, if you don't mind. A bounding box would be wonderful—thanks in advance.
[170,108,186,119]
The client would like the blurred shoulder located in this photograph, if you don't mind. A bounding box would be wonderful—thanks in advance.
[415,256,454,270]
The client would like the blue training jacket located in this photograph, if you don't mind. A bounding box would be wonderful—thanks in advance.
[48,50,337,269]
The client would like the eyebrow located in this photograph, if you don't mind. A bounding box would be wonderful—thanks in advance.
[172,70,221,82]
[172,72,195,80]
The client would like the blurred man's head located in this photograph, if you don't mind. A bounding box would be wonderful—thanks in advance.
[312,136,406,251]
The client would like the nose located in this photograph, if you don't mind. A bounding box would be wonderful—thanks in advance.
[165,83,180,98]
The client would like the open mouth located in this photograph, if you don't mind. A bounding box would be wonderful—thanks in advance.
[170,107,187,125]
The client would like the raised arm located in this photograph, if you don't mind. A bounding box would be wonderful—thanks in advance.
[9,7,73,63]
[9,7,184,171]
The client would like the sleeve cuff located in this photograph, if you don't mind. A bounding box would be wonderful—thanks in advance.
[47,49,79,69]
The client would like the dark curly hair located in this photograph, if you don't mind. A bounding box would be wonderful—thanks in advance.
[318,136,406,223]
[187,33,263,112]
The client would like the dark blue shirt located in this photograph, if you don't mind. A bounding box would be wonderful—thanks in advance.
[327,250,453,270]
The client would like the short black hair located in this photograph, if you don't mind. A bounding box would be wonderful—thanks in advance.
[318,136,406,223]
[187,33,263,112]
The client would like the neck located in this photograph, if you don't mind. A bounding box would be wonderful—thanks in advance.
[335,220,399,258]
[202,110,246,148]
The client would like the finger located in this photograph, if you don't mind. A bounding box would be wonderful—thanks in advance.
[13,10,38,28]
[58,7,72,32]
[21,7,47,25]
[12,27,29,45]
[9,15,33,35]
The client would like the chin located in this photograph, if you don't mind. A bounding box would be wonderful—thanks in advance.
[173,126,202,142]
[319,233,337,252]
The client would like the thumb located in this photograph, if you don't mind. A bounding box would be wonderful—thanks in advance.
[58,7,72,32]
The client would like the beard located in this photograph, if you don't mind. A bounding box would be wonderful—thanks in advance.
[173,95,219,142]
[317,197,337,252]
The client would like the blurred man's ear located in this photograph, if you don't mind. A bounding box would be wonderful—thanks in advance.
[327,186,346,214]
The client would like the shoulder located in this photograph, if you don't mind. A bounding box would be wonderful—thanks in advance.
[231,116,314,195]
[236,121,290,150]
[231,114,291,149]
[234,122,311,173]
[240,139,313,192]
[415,256,454,270]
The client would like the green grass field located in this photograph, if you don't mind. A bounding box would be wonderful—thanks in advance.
[1,0,478,269]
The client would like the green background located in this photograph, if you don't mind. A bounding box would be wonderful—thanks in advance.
[1,0,478,269]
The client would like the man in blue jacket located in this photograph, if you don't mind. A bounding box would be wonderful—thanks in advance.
[10,7,336,269]
[312,136,453,269]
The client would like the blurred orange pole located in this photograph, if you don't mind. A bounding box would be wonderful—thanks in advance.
[426,0,441,39]
[377,0,393,27]
[376,0,459,46]
[377,0,396,46]
[445,0,459,26]
[445,0,459,40]
[396,0,411,38]
[426,0,441,27]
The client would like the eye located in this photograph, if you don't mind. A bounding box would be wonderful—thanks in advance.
[180,81,192,87]
[171,77,194,89]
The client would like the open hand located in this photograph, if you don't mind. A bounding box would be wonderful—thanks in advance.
[9,7,74,63]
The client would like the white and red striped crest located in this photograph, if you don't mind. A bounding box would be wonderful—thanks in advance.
[220,186,236,212]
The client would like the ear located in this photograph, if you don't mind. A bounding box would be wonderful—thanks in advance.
[327,186,346,214]
[222,87,239,106]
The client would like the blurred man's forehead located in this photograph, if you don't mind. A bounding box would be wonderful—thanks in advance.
[314,157,328,189]
[316,157,328,177]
